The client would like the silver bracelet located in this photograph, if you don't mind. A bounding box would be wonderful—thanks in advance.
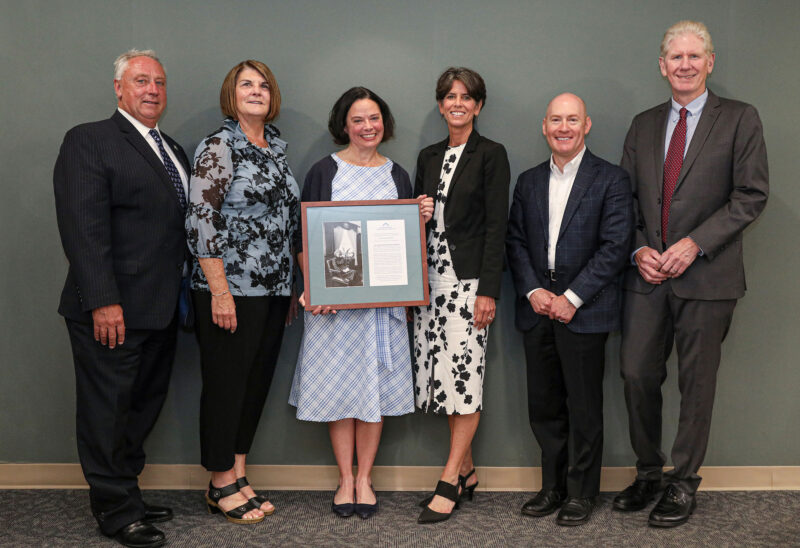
[211,289,229,297]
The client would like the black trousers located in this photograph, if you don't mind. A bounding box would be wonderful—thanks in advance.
[524,319,608,498]
[66,316,177,535]
[193,292,290,471]
[620,281,736,494]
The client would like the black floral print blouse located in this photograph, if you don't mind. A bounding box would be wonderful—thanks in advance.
[186,118,300,296]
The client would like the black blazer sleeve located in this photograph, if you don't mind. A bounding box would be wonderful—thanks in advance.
[477,140,511,298]
[54,124,120,311]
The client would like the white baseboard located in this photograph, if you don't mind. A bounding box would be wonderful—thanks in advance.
[1,464,799,491]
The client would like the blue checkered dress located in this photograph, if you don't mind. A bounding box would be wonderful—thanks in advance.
[289,155,414,422]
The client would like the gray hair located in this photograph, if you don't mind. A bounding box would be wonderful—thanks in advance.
[113,49,162,80]
[660,20,714,58]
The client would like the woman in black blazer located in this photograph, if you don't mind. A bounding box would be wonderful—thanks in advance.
[413,67,510,523]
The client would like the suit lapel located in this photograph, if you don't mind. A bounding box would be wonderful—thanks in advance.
[675,91,721,192]
[652,102,669,192]
[112,111,184,213]
[557,151,594,241]
[164,133,191,175]
[425,137,447,196]
[533,164,550,241]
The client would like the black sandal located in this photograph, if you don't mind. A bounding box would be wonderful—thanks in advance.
[417,480,459,524]
[205,481,264,524]
[236,476,275,515]
[459,468,479,502]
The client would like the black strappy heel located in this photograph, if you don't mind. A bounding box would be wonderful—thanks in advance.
[459,468,479,501]
[417,480,460,524]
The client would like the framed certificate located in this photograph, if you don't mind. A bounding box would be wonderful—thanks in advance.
[301,199,429,309]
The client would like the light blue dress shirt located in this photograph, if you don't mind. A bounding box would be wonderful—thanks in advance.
[664,89,708,160]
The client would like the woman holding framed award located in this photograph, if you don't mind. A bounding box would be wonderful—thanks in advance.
[289,87,433,519]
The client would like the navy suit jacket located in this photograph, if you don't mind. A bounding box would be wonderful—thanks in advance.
[54,110,190,330]
[506,149,633,333]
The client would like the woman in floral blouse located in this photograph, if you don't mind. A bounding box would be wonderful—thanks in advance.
[186,60,299,524]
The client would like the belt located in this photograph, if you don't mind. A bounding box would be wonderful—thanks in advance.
[546,269,557,282]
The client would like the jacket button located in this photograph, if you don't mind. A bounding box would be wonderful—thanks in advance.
[655,230,660,236]
[657,198,661,204]
[449,244,456,251]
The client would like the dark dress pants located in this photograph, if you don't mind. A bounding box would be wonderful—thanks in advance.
[193,292,290,472]
[620,280,736,494]
[66,316,177,535]
[524,318,608,498]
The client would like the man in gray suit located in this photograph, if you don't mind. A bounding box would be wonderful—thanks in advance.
[613,21,768,527]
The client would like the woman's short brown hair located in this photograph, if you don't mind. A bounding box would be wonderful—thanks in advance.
[435,67,486,107]
[219,60,281,122]
[328,86,395,146]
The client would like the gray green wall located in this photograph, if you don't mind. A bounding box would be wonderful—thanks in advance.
[2,0,798,468]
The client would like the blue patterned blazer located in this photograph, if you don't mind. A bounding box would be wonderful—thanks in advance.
[506,149,633,334]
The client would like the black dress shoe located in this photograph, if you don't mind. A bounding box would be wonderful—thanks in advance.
[111,520,166,548]
[521,489,565,517]
[354,486,379,519]
[331,486,355,518]
[143,503,173,523]
[613,478,661,511]
[648,484,696,528]
[556,497,594,526]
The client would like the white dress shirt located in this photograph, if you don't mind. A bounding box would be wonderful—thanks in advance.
[528,146,586,309]
[117,107,188,196]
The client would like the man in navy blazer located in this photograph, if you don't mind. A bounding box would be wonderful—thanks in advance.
[54,50,189,548]
[507,93,633,526]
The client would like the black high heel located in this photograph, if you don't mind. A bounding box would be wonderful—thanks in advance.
[459,468,479,502]
[417,480,460,524]
[418,469,478,507]
[331,486,355,518]
[355,485,379,519]
[236,476,274,515]
[205,481,264,524]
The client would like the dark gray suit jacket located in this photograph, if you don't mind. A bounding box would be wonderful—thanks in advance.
[506,149,633,333]
[621,90,768,300]
[54,110,190,330]
[414,130,510,299]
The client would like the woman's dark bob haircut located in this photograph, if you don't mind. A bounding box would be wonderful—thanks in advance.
[328,86,395,146]
[435,67,487,107]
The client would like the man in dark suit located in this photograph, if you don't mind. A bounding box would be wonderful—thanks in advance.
[507,93,633,526]
[54,49,189,548]
[613,21,768,527]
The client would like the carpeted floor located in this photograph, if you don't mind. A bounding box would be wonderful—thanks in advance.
[2,489,799,547]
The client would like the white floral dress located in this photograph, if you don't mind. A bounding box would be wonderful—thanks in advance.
[413,144,488,415]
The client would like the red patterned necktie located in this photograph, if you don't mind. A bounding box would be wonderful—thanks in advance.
[662,107,687,244]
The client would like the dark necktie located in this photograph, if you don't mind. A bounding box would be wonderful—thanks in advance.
[149,129,187,211]
[661,107,687,244]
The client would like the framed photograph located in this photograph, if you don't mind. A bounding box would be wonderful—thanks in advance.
[301,199,429,309]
